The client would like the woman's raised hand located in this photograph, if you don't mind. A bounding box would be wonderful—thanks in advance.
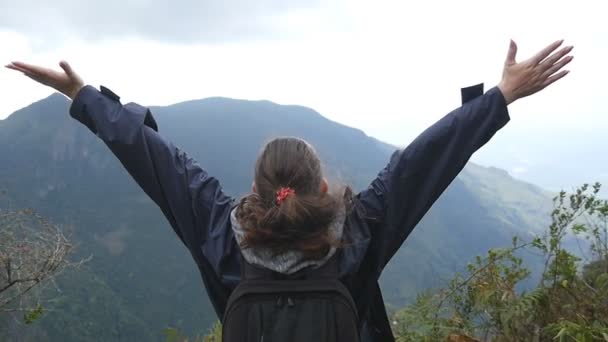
[498,40,574,105]
[5,61,84,100]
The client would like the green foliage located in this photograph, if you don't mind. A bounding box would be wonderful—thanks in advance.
[23,304,44,324]
[163,327,182,342]
[164,321,221,342]
[584,259,608,287]
[202,322,222,342]
[392,291,452,341]
[163,327,205,342]
[547,320,608,342]
[392,183,608,341]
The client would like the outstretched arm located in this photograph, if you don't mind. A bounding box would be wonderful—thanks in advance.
[4,61,235,260]
[355,40,574,271]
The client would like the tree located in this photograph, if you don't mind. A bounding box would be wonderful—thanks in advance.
[0,206,82,322]
[392,183,608,341]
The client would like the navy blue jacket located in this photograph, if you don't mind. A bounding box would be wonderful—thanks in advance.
[69,84,509,341]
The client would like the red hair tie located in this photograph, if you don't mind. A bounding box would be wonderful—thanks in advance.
[276,187,295,206]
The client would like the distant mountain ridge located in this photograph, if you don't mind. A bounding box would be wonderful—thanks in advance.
[0,93,553,341]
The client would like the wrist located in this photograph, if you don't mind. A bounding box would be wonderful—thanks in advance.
[497,82,516,105]
[67,83,85,101]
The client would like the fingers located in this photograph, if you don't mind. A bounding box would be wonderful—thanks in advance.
[542,55,574,79]
[5,61,60,88]
[541,69,570,89]
[5,61,47,77]
[540,46,574,71]
[9,61,38,72]
[530,40,564,65]
[5,62,26,72]
[6,64,47,89]
[505,40,518,65]
[59,61,77,79]
[5,63,35,76]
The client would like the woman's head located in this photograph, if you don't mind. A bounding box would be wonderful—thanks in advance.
[236,137,344,260]
[252,137,326,198]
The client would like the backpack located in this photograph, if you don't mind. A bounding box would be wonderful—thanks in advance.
[222,254,361,342]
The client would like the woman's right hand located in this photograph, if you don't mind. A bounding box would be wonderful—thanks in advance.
[5,61,84,100]
[498,40,574,105]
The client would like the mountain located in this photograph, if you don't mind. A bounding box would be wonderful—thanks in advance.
[0,93,553,341]
[472,126,608,198]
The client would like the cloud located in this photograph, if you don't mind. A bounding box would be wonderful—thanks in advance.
[0,0,321,44]
[511,167,528,175]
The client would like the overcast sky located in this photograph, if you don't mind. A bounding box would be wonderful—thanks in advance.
[1,0,606,192]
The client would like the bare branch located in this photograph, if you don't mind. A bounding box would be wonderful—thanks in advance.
[0,207,84,313]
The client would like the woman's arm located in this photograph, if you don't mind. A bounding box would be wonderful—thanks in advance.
[354,39,574,271]
[69,85,235,252]
[5,62,235,266]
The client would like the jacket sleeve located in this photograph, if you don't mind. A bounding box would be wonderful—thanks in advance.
[69,85,235,259]
[355,85,510,270]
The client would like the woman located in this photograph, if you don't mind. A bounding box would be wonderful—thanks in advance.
[6,39,573,341]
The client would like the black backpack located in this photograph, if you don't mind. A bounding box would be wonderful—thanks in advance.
[222,254,361,342]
